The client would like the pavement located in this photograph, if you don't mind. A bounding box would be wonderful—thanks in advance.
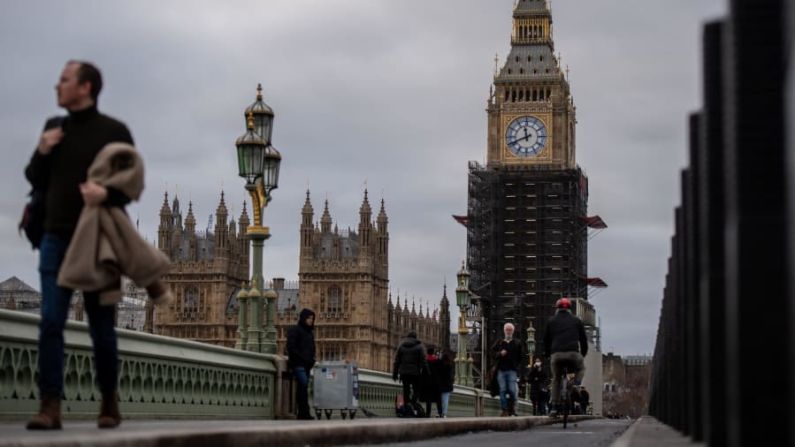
[363,419,634,447]
[611,416,705,447]
[0,416,594,447]
[0,415,704,447]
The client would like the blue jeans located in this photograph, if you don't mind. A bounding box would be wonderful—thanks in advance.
[440,391,450,417]
[37,233,118,397]
[293,367,311,416]
[497,369,518,410]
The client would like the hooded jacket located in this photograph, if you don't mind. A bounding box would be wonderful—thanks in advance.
[287,308,316,370]
[393,334,429,378]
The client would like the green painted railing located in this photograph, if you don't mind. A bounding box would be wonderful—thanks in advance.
[0,309,277,420]
[0,309,531,420]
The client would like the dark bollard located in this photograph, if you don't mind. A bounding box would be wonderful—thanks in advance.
[698,20,729,447]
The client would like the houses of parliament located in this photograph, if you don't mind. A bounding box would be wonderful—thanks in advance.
[152,187,450,372]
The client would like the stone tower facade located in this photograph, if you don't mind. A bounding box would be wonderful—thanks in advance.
[276,190,450,372]
[468,0,590,372]
[153,191,250,347]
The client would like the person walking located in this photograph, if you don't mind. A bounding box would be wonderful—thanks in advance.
[25,60,137,430]
[423,346,442,418]
[528,357,549,415]
[435,350,455,418]
[539,384,551,416]
[286,308,316,420]
[491,322,527,416]
[392,331,429,417]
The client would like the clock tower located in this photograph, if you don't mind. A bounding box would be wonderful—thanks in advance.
[466,0,597,382]
[487,0,576,168]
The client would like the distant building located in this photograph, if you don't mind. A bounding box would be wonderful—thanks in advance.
[153,191,250,347]
[276,190,450,372]
[602,353,652,418]
[0,276,40,312]
[0,275,146,329]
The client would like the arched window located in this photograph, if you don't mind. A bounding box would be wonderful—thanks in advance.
[328,286,342,313]
[184,287,199,318]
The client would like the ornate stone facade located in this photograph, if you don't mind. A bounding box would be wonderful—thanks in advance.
[153,191,250,347]
[276,190,450,372]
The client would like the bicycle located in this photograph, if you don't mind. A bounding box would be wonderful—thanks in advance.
[552,363,578,429]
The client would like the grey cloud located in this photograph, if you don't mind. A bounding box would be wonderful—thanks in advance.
[0,0,727,356]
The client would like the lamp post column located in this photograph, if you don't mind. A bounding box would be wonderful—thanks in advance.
[263,289,278,354]
[246,230,269,352]
[235,286,249,350]
[456,313,470,387]
[525,321,536,400]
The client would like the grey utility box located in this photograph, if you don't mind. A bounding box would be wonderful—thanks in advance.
[312,361,359,419]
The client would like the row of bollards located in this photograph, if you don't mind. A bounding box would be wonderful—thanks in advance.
[649,1,793,446]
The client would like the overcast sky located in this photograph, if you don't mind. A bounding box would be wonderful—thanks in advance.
[0,0,727,355]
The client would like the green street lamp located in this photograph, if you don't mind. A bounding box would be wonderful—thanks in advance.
[526,321,536,359]
[455,261,473,387]
[235,85,282,354]
[525,320,537,399]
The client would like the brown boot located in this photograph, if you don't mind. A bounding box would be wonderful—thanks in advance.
[509,400,516,416]
[26,394,62,430]
[500,409,509,417]
[97,392,122,429]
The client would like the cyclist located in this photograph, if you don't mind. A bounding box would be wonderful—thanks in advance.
[543,297,588,416]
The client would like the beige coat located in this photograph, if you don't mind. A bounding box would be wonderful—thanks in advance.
[57,142,170,304]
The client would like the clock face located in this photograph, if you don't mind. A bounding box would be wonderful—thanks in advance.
[506,116,548,157]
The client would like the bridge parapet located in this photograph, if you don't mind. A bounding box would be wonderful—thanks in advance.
[0,309,278,420]
[0,309,530,420]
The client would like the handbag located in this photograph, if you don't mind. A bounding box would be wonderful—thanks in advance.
[19,116,65,250]
[19,189,45,249]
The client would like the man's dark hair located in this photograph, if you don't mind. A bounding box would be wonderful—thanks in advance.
[69,60,103,102]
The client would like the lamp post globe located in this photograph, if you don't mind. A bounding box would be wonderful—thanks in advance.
[245,83,275,144]
[526,322,536,358]
[261,144,282,195]
[455,261,471,308]
[236,113,268,184]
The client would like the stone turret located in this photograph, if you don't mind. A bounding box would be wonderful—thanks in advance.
[238,202,250,257]
[301,191,314,257]
[158,192,172,256]
[320,199,332,234]
[214,192,229,257]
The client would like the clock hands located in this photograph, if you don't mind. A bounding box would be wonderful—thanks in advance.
[508,130,543,146]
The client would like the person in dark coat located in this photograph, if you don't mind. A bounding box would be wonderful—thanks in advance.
[435,350,455,417]
[543,298,588,416]
[540,384,551,415]
[528,357,549,415]
[423,346,442,418]
[25,60,135,431]
[393,331,429,415]
[491,322,527,416]
[287,308,316,420]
